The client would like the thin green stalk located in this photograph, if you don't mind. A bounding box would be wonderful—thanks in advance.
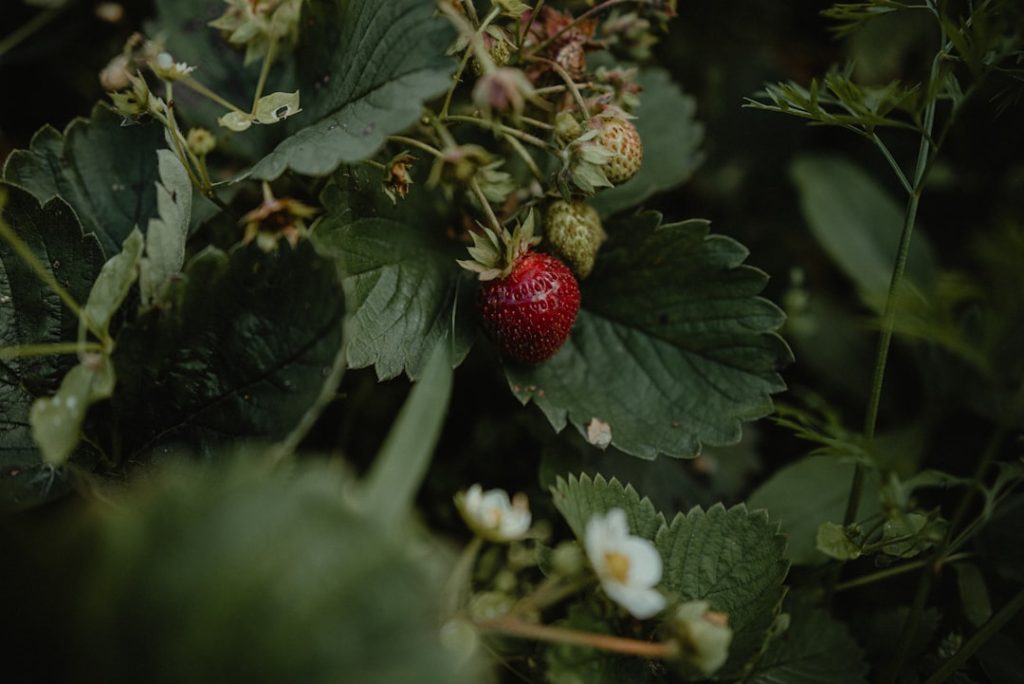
[525,0,627,57]
[180,76,246,114]
[0,8,61,60]
[439,5,501,118]
[923,588,1024,684]
[518,0,545,49]
[835,552,972,592]
[445,536,483,616]
[444,114,552,149]
[475,615,677,659]
[527,56,590,118]
[871,133,914,196]
[0,341,104,360]
[503,134,546,182]
[250,37,279,114]
[884,428,1006,683]
[470,177,504,235]
[387,135,444,158]
[268,339,348,464]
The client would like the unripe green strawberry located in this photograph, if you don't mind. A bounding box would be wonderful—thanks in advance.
[596,116,643,184]
[545,200,605,278]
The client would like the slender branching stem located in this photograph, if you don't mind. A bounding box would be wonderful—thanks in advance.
[923,588,1024,684]
[443,114,552,149]
[0,8,61,61]
[834,553,973,592]
[387,135,444,158]
[250,36,279,114]
[180,76,246,114]
[0,341,104,360]
[439,5,501,118]
[525,0,628,56]
[475,615,678,659]
[527,57,590,118]
[469,177,504,234]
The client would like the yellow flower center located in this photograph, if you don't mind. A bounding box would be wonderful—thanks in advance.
[604,551,631,583]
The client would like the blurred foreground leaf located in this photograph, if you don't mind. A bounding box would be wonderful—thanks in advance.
[1,457,479,683]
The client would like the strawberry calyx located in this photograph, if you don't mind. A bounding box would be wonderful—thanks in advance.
[457,211,542,281]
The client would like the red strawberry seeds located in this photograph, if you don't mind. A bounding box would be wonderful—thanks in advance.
[479,252,581,364]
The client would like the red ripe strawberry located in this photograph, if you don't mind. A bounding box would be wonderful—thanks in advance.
[458,212,581,364]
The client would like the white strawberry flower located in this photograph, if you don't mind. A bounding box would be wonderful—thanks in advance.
[153,52,195,80]
[585,508,666,619]
[455,484,532,543]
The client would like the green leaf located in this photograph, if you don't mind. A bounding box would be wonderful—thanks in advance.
[30,356,115,466]
[362,344,454,527]
[748,456,882,565]
[2,456,479,683]
[2,104,165,256]
[508,213,791,459]
[816,521,862,561]
[590,68,704,217]
[790,155,938,304]
[880,512,943,558]
[249,0,455,179]
[955,563,993,627]
[313,181,475,380]
[82,229,144,337]
[551,472,666,541]
[0,184,104,508]
[139,150,193,308]
[747,602,869,684]
[110,241,344,459]
[655,504,789,677]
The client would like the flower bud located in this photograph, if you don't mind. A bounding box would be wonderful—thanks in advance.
[186,128,216,156]
[668,600,733,677]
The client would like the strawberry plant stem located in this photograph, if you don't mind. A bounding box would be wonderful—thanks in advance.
[439,5,501,119]
[470,177,504,234]
[0,7,61,61]
[475,615,677,658]
[526,0,628,57]
[834,552,973,592]
[268,340,348,464]
[444,114,552,149]
[250,37,279,115]
[923,587,1024,684]
[517,0,545,48]
[0,341,104,360]
[387,136,444,158]
[527,56,590,118]
[180,77,246,114]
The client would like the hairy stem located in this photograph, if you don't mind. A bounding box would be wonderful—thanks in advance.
[469,177,504,234]
[923,588,1024,684]
[268,339,348,464]
[475,615,677,658]
[0,341,104,360]
[387,135,444,158]
[0,8,61,61]
[884,428,1006,683]
[180,76,246,114]
[250,37,279,114]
